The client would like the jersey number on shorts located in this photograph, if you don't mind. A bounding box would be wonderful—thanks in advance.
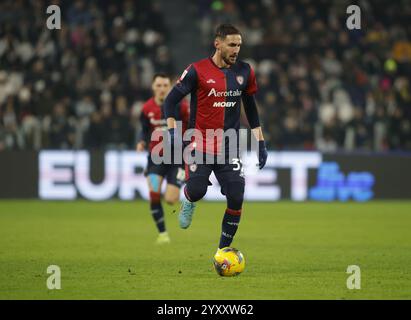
[232,158,242,171]
[232,158,245,178]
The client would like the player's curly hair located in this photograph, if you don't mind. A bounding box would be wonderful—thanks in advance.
[215,23,241,39]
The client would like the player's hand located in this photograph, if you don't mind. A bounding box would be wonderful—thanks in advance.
[167,128,182,148]
[258,140,268,169]
[136,141,146,152]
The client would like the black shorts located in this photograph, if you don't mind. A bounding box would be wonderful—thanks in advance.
[145,156,185,188]
[185,152,245,194]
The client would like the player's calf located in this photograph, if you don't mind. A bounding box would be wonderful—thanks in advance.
[164,185,180,206]
[219,182,244,248]
[149,191,166,234]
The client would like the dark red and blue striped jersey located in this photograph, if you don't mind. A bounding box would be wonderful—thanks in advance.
[141,97,189,155]
[175,57,258,155]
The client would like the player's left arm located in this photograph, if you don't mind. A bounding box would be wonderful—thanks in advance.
[180,100,190,129]
[242,65,268,169]
[136,110,150,152]
[164,64,197,142]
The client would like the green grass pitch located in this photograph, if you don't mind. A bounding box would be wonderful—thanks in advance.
[0,200,410,300]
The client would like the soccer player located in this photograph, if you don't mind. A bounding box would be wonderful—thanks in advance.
[163,24,268,250]
[137,73,189,244]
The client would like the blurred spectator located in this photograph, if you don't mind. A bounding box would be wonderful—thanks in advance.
[46,102,75,149]
[84,111,104,149]
[0,96,24,150]
[102,95,133,149]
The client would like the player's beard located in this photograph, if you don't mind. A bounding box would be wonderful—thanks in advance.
[222,52,237,66]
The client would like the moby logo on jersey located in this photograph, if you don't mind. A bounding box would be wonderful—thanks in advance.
[213,101,237,108]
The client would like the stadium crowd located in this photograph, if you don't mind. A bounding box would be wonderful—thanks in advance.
[0,0,172,151]
[1,0,410,152]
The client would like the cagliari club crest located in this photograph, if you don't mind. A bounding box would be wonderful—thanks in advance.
[236,75,244,85]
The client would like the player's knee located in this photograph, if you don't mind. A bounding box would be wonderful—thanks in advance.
[185,178,208,202]
[165,200,177,206]
[149,191,161,204]
[226,182,245,210]
[164,192,179,205]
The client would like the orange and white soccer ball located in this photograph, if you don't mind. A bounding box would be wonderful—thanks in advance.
[213,247,245,276]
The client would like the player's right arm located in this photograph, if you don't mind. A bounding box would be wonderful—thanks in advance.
[164,65,197,132]
[136,109,150,152]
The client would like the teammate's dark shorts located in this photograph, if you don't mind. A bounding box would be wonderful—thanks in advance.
[184,151,245,195]
[144,155,185,188]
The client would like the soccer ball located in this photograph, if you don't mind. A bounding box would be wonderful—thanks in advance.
[212,247,245,277]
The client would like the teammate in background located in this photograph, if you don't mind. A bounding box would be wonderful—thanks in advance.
[163,24,268,251]
[137,73,189,244]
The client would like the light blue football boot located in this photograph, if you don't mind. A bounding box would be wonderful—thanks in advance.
[179,199,196,229]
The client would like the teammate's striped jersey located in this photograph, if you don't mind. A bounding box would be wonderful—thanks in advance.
[141,97,189,155]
